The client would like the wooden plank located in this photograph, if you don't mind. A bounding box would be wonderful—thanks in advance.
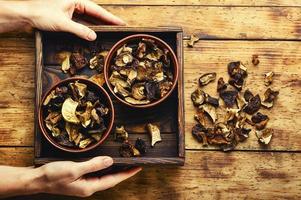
[1,38,301,151]
[95,6,301,40]
[2,6,301,39]
[185,40,301,151]
[0,147,33,166]
[95,0,301,6]
[2,148,300,199]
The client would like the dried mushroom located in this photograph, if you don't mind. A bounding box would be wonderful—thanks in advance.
[115,126,128,142]
[135,138,147,154]
[190,58,279,151]
[199,73,216,86]
[252,54,260,66]
[243,94,261,114]
[147,123,162,147]
[119,141,140,157]
[89,73,105,87]
[264,71,274,86]
[187,35,200,47]
[256,128,273,145]
[191,88,206,106]
[219,89,238,107]
[42,81,110,149]
[199,104,217,123]
[261,88,279,108]
[108,38,174,105]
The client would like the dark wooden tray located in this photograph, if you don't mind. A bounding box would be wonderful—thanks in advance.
[34,26,184,166]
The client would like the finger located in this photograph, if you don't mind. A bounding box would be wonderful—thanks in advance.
[62,19,97,41]
[75,156,114,176]
[88,167,142,191]
[75,0,126,25]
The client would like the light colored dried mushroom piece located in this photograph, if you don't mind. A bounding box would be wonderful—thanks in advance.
[199,73,216,86]
[79,138,93,149]
[132,83,146,100]
[115,126,128,142]
[191,88,206,106]
[256,128,273,145]
[261,88,279,108]
[61,98,80,124]
[264,71,274,86]
[89,73,105,87]
[199,103,217,123]
[187,35,200,47]
[125,97,150,105]
[147,123,162,147]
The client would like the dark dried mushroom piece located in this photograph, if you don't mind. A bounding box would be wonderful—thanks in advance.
[217,77,227,92]
[251,112,269,130]
[192,123,208,146]
[243,94,261,114]
[146,123,161,147]
[199,73,216,86]
[261,88,279,108]
[191,88,206,106]
[115,126,128,142]
[220,89,238,107]
[187,35,199,47]
[70,52,88,70]
[145,81,160,101]
[256,128,273,145]
[264,71,274,86]
[252,54,260,66]
[244,89,254,102]
[135,138,147,154]
[194,109,206,126]
[205,94,219,107]
[227,61,247,78]
[119,141,140,157]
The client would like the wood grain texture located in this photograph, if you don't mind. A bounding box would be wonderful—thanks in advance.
[99,6,301,40]
[95,0,301,6]
[2,147,300,199]
[184,40,301,151]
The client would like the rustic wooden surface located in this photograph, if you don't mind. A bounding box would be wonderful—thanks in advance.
[0,0,300,199]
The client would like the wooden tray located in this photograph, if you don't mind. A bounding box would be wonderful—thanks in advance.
[34,26,184,166]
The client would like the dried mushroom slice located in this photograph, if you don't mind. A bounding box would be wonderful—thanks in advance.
[115,126,128,142]
[217,77,227,92]
[192,123,208,146]
[65,122,80,142]
[70,52,88,70]
[131,83,146,100]
[243,94,261,114]
[252,54,260,66]
[43,90,57,106]
[264,71,274,86]
[199,103,217,123]
[135,138,147,154]
[236,93,247,110]
[89,73,105,87]
[114,83,131,97]
[187,35,200,47]
[59,52,71,73]
[220,89,238,107]
[125,97,150,105]
[194,109,206,126]
[205,94,219,108]
[61,98,80,124]
[261,88,279,108]
[228,61,247,78]
[251,112,269,123]
[145,81,160,101]
[159,81,173,98]
[76,101,93,128]
[256,128,273,145]
[137,42,146,58]
[199,73,216,86]
[191,88,206,106]
[147,123,162,147]
[79,138,93,149]
[244,89,254,102]
[119,142,140,157]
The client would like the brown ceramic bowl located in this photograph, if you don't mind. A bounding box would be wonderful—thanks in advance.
[38,78,115,153]
[104,34,179,108]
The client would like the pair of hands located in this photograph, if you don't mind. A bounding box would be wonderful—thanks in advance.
[0,0,141,198]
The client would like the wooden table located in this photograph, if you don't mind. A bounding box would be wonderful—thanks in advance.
[0,0,300,199]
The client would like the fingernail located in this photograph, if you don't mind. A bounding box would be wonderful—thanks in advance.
[87,31,97,41]
[103,157,113,167]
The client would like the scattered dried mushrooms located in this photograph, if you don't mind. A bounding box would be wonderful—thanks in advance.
[191,59,279,151]
[43,81,109,149]
[108,38,174,105]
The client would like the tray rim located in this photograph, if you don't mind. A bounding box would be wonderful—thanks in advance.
[34,26,185,166]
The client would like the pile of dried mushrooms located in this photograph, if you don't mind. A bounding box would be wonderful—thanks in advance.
[191,58,279,151]
[108,38,174,105]
[115,123,161,157]
[43,81,109,149]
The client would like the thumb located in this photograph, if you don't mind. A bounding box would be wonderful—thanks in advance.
[75,156,113,176]
[62,19,97,41]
